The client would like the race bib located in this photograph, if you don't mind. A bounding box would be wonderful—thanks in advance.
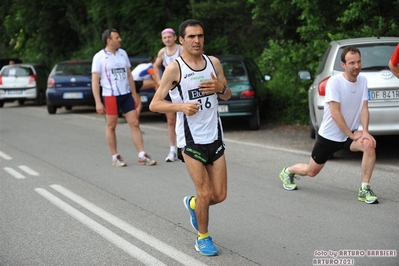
[187,87,218,111]
[111,68,127,80]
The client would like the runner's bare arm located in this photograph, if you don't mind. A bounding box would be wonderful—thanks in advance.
[92,72,104,114]
[150,61,199,116]
[153,48,164,85]
[199,56,231,100]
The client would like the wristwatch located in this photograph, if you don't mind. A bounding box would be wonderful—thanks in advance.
[220,86,228,94]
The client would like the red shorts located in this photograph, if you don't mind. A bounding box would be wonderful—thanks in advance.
[103,94,135,115]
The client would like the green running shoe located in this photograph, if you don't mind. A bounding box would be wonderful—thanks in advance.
[358,185,378,204]
[279,167,297,191]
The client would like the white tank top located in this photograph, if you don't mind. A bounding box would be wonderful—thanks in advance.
[163,45,181,68]
[174,55,223,146]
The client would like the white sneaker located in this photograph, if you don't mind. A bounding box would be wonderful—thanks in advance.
[165,151,177,162]
[112,155,127,167]
[138,153,157,166]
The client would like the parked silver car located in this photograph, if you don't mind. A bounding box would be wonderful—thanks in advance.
[299,37,399,138]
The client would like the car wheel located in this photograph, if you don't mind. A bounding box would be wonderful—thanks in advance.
[0,101,4,108]
[18,99,25,106]
[65,106,72,110]
[47,104,57,114]
[310,120,316,139]
[249,105,260,130]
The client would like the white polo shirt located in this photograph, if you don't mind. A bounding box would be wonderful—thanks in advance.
[92,48,131,96]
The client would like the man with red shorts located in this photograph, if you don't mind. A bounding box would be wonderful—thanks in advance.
[92,28,156,167]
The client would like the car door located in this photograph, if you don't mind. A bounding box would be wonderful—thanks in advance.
[245,58,268,101]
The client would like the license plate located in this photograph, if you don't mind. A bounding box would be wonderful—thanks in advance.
[7,90,23,95]
[368,90,399,100]
[218,105,228,113]
[63,92,83,99]
[140,95,148,102]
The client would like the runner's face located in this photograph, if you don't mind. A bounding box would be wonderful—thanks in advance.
[342,52,362,77]
[180,25,204,56]
[161,33,176,46]
[108,32,122,49]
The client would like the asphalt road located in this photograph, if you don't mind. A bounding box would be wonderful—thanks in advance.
[1,103,398,266]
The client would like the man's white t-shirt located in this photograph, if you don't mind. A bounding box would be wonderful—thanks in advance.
[92,48,131,96]
[319,73,368,142]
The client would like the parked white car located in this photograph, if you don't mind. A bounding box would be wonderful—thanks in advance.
[299,37,399,138]
[0,64,49,107]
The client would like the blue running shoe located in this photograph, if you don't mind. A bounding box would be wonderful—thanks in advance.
[183,196,198,231]
[195,236,218,256]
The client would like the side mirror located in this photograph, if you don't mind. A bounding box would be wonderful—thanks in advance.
[298,70,311,80]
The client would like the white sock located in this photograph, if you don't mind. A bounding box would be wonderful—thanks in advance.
[362,182,369,189]
[285,167,290,174]
[112,154,119,160]
[138,151,145,158]
[170,146,177,153]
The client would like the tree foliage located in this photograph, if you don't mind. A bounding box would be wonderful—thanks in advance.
[1,0,398,124]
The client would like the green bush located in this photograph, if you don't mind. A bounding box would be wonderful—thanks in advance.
[258,40,316,125]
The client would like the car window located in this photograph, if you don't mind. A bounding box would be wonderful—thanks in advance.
[130,58,148,70]
[246,59,263,82]
[317,45,332,75]
[333,44,397,71]
[130,61,142,69]
[222,61,248,81]
[54,63,92,76]
[1,66,33,77]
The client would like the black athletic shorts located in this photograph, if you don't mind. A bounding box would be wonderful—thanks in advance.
[134,81,143,93]
[311,133,353,164]
[178,139,225,165]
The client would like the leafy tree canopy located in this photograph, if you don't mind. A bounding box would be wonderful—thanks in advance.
[1,0,398,124]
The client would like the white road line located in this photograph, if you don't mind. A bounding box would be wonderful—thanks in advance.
[4,167,25,179]
[35,188,167,266]
[0,151,12,160]
[87,118,399,170]
[51,184,208,266]
[19,165,39,176]
[224,138,399,171]
[224,138,311,156]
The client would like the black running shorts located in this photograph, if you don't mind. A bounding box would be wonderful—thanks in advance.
[178,139,225,165]
[311,133,353,164]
